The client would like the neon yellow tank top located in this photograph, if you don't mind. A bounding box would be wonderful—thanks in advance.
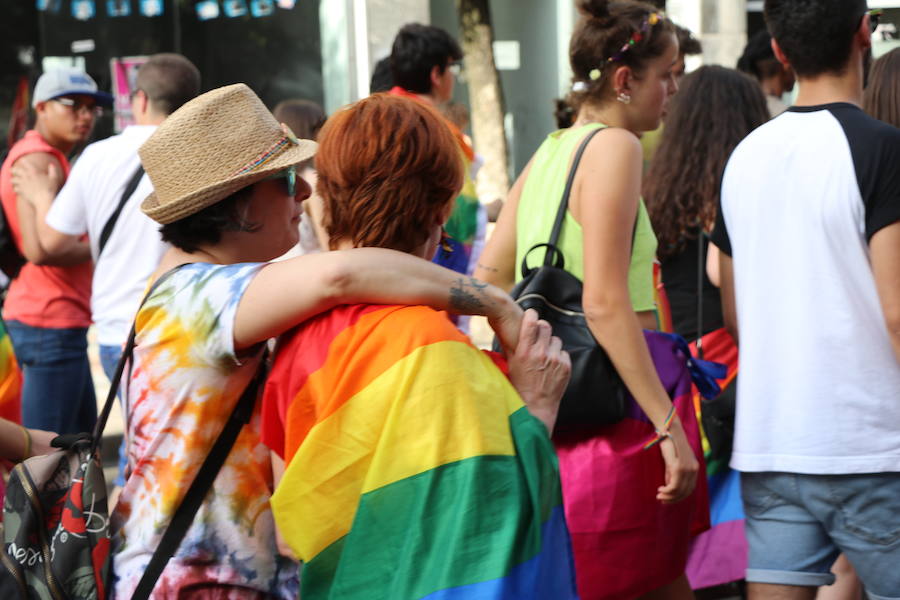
[515,123,658,312]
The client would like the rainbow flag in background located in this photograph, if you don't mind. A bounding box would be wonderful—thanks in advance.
[685,328,746,589]
[0,317,23,513]
[263,304,578,600]
[0,318,22,425]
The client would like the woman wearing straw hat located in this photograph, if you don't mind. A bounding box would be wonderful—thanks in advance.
[108,84,525,599]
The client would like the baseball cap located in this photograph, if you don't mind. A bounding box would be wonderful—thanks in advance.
[32,68,114,108]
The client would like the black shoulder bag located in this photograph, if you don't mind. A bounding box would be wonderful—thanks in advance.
[508,127,628,430]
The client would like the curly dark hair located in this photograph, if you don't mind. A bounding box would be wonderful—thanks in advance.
[644,66,769,260]
[567,0,675,112]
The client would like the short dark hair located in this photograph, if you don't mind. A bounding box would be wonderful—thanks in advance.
[737,29,782,81]
[136,53,201,116]
[370,56,394,93]
[764,0,866,78]
[390,23,462,94]
[159,186,258,253]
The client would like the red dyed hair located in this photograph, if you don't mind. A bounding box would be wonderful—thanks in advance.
[315,93,464,252]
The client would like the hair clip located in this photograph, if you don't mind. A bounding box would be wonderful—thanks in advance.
[589,68,602,81]
[572,81,589,93]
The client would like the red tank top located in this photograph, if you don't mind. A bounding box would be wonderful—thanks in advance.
[0,131,92,328]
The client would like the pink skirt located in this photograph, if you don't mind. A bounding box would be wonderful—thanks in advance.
[554,331,709,600]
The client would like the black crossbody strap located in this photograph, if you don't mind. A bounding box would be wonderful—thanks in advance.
[544,127,605,263]
[131,356,267,600]
[97,165,144,257]
[89,264,186,456]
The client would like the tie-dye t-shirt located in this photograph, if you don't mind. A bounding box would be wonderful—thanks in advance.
[110,262,298,599]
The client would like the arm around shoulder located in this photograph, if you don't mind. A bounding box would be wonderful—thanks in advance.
[10,154,88,266]
[234,248,522,350]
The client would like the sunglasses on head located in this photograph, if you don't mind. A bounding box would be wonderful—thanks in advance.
[867,8,883,34]
[265,166,297,197]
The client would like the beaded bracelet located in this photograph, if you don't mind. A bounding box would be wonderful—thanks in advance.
[643,404,675,450]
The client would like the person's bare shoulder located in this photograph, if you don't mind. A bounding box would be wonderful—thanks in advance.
[13,150,63,173]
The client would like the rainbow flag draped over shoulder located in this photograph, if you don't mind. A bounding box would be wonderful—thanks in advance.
[263,305,578,600]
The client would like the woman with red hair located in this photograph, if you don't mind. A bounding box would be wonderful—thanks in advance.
[261,94,578,600]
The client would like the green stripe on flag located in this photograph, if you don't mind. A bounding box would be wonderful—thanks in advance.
[302,408,562,600]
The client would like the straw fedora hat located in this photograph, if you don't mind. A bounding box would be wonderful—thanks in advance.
[140,83,317,224]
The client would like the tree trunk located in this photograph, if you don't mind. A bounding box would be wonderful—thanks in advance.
[455,0,510,205]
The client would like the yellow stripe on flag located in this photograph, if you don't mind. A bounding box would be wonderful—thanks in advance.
[271,339,523,561]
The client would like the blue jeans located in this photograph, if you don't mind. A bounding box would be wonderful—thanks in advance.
[742,471,900,599]
[6,321,96,435]
[100,343,128,488]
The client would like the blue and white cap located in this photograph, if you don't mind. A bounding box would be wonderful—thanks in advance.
[32,68,113,108]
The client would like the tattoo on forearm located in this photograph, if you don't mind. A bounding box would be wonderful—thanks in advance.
[449,277,491,314]
[477,263,500,273]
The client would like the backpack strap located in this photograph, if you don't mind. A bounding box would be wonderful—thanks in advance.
[97,165,144,258]
[130,353,267,600]
[543,127,605,266]
[520,126,640,277]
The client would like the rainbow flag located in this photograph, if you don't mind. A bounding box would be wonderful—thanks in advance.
[0,317,22,512]
[0,318,21,424]
[653,260,674,333]
[686,328,746,589]
[264,304,578,600]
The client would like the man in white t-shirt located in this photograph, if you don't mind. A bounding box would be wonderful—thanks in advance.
[711,1,900,598]
[11,54,200,483]
[13,54,200,376]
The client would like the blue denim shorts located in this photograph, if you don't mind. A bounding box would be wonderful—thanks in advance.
[742,471,900,599]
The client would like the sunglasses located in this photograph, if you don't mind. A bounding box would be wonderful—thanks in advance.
[52,96,103,117]
[265,166,297,197]
[867,8,883,34]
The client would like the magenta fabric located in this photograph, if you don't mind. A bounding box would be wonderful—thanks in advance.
[554,331,710,600]
[686,514,747,588]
